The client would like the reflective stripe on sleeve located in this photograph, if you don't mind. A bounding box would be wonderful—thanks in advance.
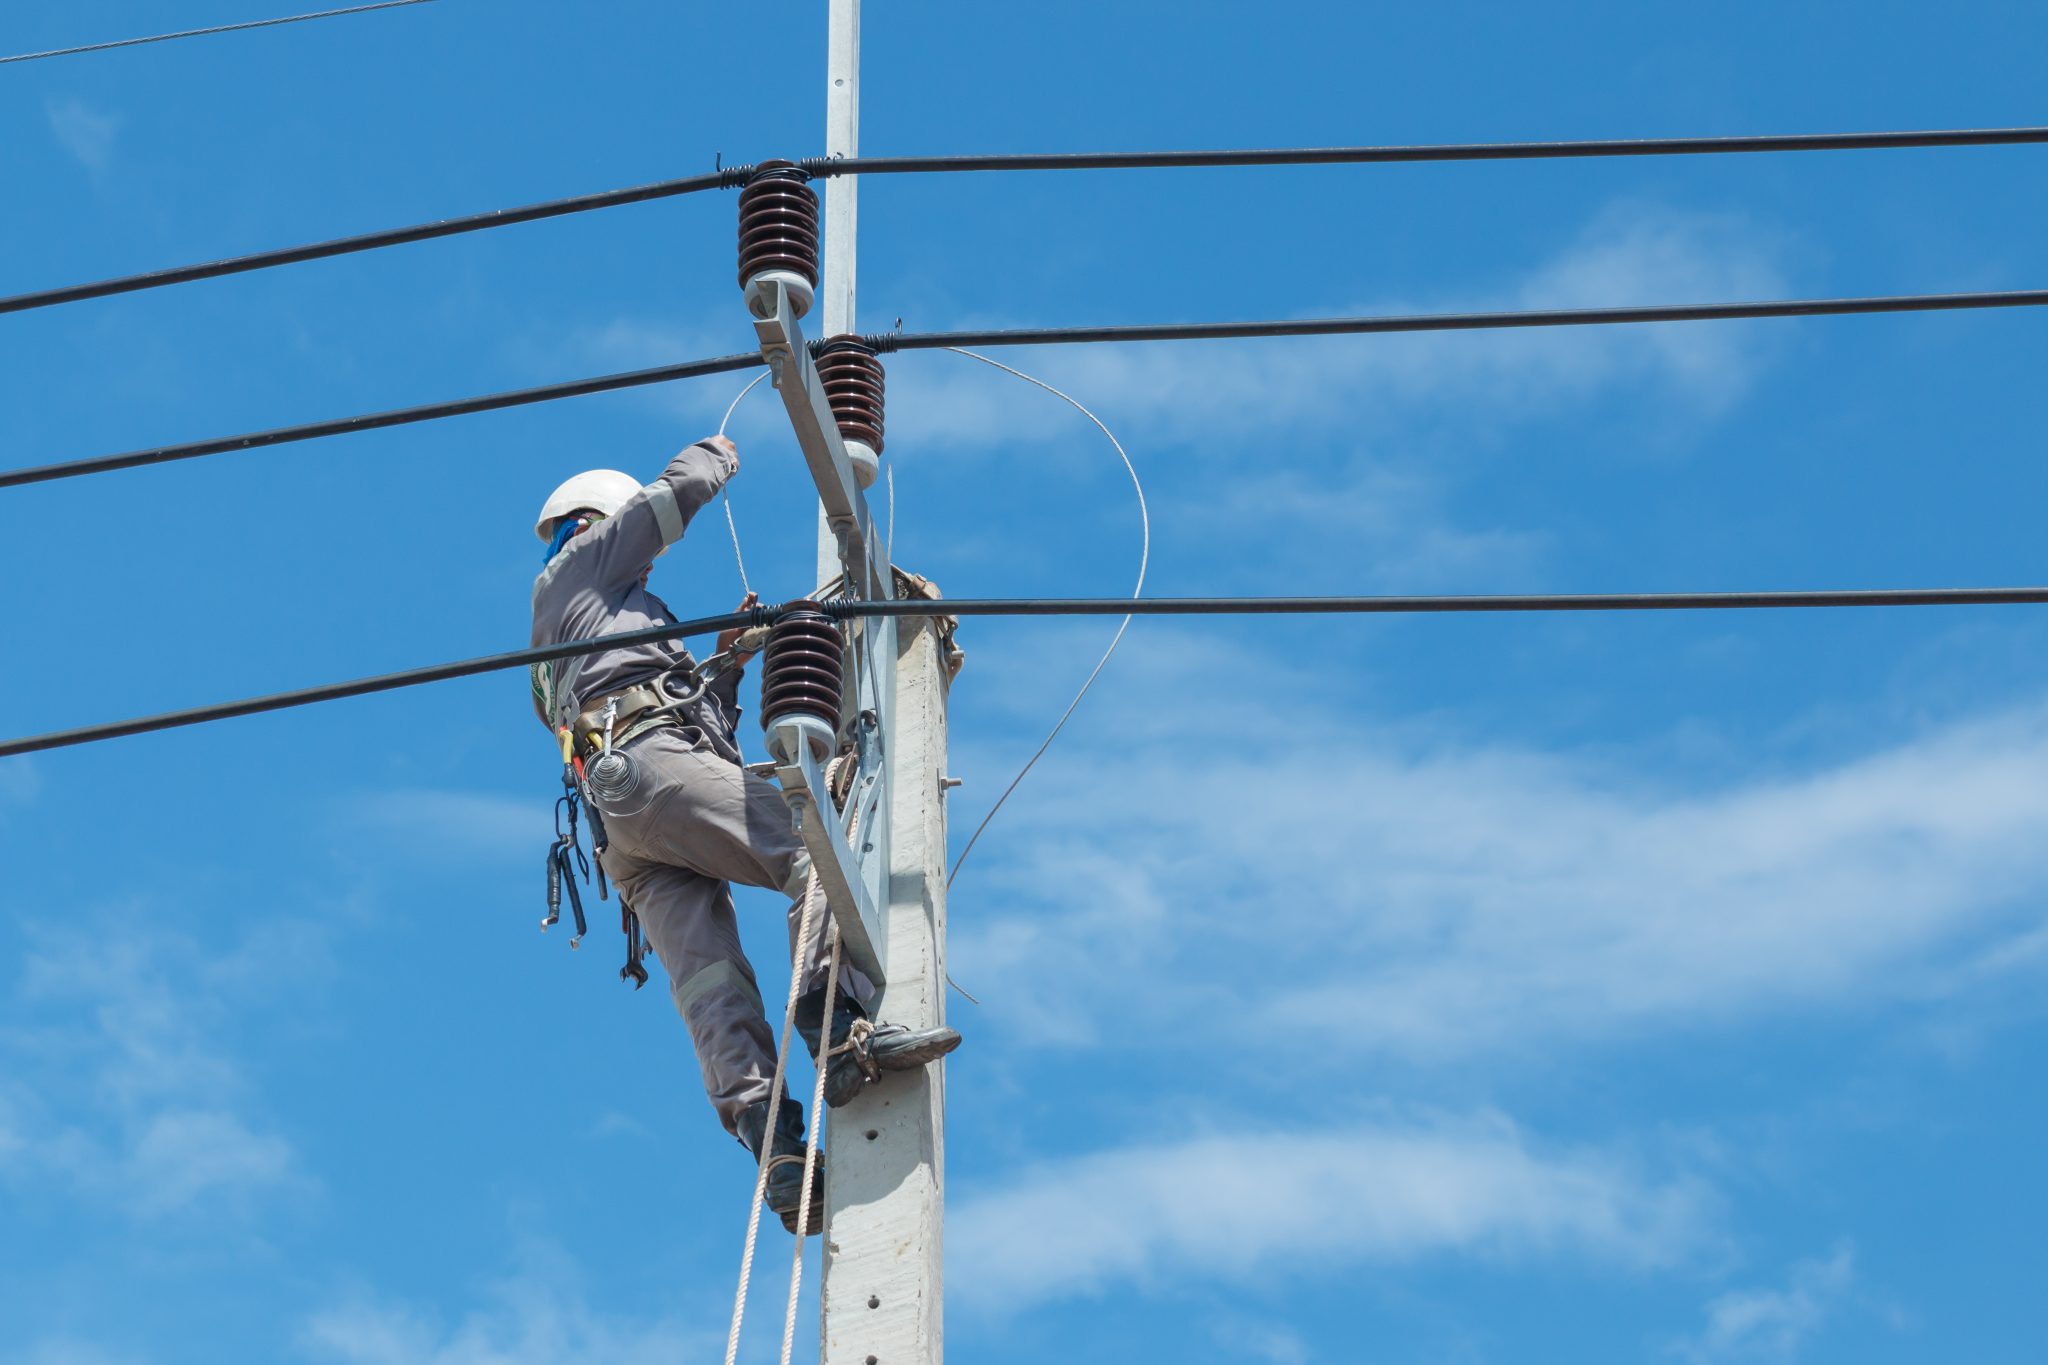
[649,481,684,545]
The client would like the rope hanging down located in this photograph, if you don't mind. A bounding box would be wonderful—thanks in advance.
[9,588,2048,760]
[940,349,1149,891]
[723,756,860,1365]
[8,123,2047,314]
[15,285,2048,492]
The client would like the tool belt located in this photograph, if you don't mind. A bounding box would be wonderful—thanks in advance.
[571,679,684,756]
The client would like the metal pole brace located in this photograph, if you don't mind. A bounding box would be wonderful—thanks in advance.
[766,714,887,985]
[749,278,890,601]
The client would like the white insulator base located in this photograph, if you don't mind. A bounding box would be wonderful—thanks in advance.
[767,711,838,767]
[844,438,879,488]
[745,270,814,321]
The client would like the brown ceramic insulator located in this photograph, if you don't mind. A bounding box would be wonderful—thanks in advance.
[813,336,886,455]
[736,161,820,292]
[759,603,844,732]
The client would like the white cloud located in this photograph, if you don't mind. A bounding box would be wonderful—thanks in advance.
[584,1109,653,1141]
[950,631,2048,1065]
[345,789,549,856]
[1210,1318,1314,1365]
[298,1247,722,1365]
[1680,1243,1856,1361]
[4,1340,144,1365]
[950,1113,1710,1309]
[45,97,121,172]
[0,915,318,1218]
[881,201,1786,453]
[126,1109,298,1216]
[1165,460,1549,590]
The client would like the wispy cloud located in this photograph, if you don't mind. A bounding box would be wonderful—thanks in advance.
[0,913,325,1218]
[45,97,121,173]
[950,1112,1712,1309]
[880,201,1787,453]
[1678,1243,1857,1361]
[298,1242,722,1365]
[950,631,2048,1066]
[4,1340,145,1365]
[342,788,549,857]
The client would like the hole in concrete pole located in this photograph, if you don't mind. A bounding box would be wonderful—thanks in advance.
[867,1295,881,1309]
[864,1129,879,1140]
[865,1357,878,1364]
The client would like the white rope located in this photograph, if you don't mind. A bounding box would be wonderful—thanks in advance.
[781,911,849,1362]
[716,372,769,597]
[940,348,1150,890]
[722,755,846,1365]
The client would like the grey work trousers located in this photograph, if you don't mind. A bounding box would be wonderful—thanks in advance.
[590,724,872,1134]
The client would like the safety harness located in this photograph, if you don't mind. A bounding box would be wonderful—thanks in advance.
[532,633,768,990]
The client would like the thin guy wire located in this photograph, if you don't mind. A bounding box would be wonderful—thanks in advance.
[939,349,1149,891]
[13,588,2048,759]
[9,125,2045,315]
[16,285,2048,492]
[717,372,770,596]
[0,0,436,65]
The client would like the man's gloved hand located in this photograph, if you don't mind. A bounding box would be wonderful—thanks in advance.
[717,592,763,662]
[702,434,741,482]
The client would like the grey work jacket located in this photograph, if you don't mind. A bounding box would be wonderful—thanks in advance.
[529,441,746,761]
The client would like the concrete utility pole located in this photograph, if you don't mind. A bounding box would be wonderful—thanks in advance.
[814,4,950,1363]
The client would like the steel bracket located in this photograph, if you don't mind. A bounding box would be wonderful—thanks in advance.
[750,278,889,600]
[767,715,886,983]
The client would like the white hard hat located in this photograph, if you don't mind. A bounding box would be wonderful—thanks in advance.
[534,469,642,542]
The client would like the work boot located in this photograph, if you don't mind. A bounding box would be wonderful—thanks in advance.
[795,989,964,1109]
[732,1096,824,1236]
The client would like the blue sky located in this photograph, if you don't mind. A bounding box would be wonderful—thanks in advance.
[4,1,2048,1361]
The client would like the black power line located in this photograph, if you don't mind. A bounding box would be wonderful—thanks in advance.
[6,588,2047,758]
[866,288,2048,353]
[0,352,763,489]
[6,125,2046,317]
[0,170,739,316]
[0,0,437,65]
[813,125,2048,177]
[0,608,757,759]
[9,286,2048,492]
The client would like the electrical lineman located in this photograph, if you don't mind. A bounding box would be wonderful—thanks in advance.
[527,436,960,1235]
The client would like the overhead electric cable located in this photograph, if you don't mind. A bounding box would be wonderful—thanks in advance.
[0,168,738,316]
[0,0,436,65]
[864,287,2048,354]
[0,352,763,489]
[7,587,2048,759]
[12,285,2048,493]
[810,125,2048,177]
[0,608,757,759]
[8,125,2045,316]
